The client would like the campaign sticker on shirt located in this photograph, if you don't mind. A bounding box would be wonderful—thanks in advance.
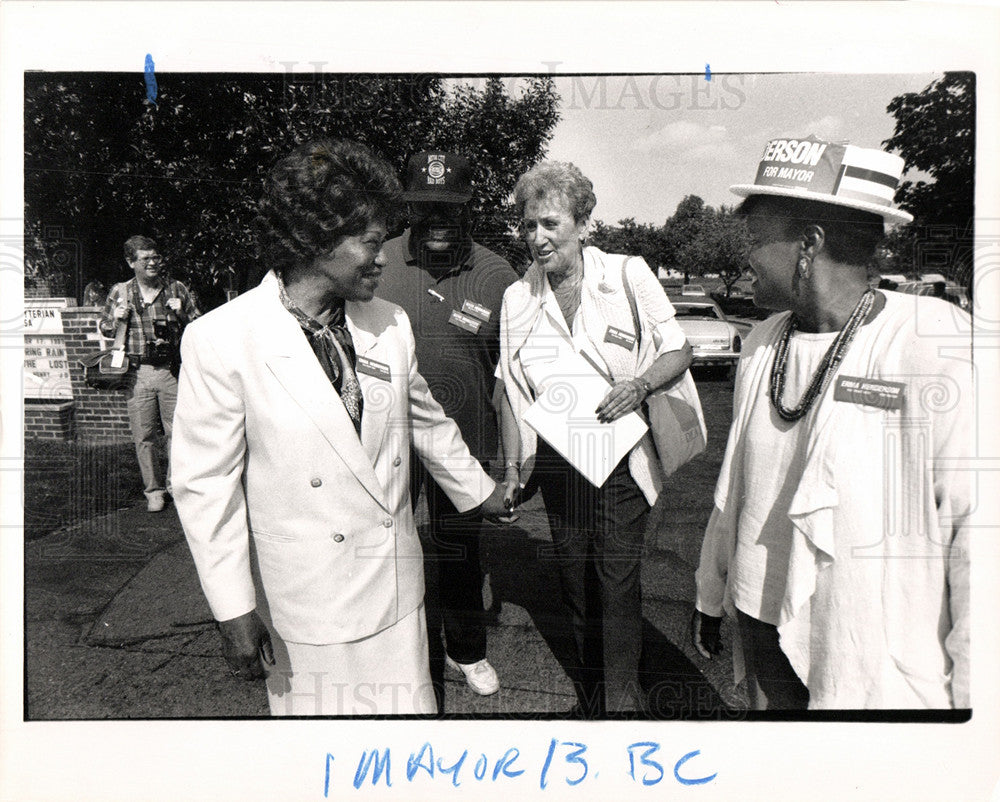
[833,375,905,410]
[355,356,392,381]
[448,309,482,334]
[461,299,492,323]
[604,325,637,350]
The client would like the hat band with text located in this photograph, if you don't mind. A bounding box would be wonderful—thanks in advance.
[752,138,903,209]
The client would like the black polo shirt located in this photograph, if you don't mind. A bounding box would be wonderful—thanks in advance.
[377,230,519,462]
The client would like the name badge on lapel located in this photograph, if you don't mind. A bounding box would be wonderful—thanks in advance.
[448,309,482,334]
[604,325,637,351]
[461,299,492,323]
[355,356,391,381]
[833,375,905,410]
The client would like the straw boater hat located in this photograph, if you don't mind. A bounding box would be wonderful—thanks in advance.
[730,136,914,225]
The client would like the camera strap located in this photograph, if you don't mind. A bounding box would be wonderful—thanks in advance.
[126,278,178,359]
[128,278,145,314]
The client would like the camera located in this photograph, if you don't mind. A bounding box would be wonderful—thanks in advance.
[152,315,170,341]
[146,315,175,361]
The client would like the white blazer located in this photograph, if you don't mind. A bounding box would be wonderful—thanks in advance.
[498,247,687,505]
[171,271,493,645]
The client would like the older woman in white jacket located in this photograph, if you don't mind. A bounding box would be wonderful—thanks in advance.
[497,161,692,717]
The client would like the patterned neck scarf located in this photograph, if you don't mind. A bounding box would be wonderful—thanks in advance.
[277,273,364,434]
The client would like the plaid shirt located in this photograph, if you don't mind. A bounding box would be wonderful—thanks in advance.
[99,278,200,359]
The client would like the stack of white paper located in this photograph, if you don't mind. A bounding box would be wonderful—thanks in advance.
[523,351,648,488]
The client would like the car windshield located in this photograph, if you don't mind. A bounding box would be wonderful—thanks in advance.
[675,305,721,320]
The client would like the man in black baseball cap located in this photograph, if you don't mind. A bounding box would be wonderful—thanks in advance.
[400,151,475,266]
[378,151,520,702]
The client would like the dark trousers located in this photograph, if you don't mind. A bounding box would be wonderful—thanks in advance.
[533,439,650,716]
[411,455,488,665]
[736,610,810,710]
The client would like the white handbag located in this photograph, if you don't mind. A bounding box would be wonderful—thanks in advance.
[620,258,708,478]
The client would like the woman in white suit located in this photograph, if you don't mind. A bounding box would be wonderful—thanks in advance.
[172,139,506,716]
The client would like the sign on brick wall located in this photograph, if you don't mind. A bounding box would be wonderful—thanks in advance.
[25,298,74,400]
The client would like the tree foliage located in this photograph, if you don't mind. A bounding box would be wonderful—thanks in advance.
[430,77,561,270]
[24,74,560,307]
[702,206,750,295]
[882,72,975,285]
[589,71,976,292]
[589,217,664,268]
[661,195,712,282]
[589,195,749,293]
[884,72,974,228]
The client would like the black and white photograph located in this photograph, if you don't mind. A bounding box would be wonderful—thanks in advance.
[3,2,999,800]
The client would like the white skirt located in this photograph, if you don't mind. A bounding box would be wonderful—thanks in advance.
[265,603,436,716]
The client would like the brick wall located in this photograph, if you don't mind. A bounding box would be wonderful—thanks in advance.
[61,307,133,443]
[23,400,75,440]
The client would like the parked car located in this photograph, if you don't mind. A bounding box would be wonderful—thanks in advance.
[681,283,707,296]
[659,279,684,296]
[948,287,971,311]
[895,280,934,296]
[672,299,743,368]
[873,273,908,289]
[895,280,971,311]
[711,280,771,321]
[728,279,753,298]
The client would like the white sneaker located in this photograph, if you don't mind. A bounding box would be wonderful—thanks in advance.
[147,492,166,513]
[445,655,500,696]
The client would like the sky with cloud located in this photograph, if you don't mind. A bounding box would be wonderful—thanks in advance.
[543,73,940,225]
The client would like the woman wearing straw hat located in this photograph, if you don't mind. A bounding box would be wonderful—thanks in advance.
[691,137,972,710]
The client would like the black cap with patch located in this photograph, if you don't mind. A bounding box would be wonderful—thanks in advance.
[402,151,473,204]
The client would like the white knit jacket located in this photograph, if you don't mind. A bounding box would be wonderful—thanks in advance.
[497,246,686,504]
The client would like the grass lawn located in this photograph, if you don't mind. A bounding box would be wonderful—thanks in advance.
[23,439,151,540]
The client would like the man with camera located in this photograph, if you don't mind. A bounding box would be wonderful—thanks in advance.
[99,235,200,512]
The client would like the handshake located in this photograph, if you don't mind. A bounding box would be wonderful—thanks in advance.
[480,465,522,524]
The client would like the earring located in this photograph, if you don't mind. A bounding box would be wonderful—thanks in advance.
[797,257,811,278]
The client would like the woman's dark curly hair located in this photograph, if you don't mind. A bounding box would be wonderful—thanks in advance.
[256,138,403,275]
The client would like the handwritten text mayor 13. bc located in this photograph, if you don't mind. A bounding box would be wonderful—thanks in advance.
[323,739,717,794]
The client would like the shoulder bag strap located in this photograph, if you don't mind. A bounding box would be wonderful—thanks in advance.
[111,319,129,350]
[164,279,180,324]
[620,257,642,339]
[112,282,133,350]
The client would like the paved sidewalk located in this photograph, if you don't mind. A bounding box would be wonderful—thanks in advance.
[24,484,742,720]
[25,374,742,719]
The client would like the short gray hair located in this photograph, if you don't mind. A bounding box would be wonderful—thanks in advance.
[513,161,596,223]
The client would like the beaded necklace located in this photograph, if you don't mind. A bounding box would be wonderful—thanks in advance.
[769,289,876,422]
